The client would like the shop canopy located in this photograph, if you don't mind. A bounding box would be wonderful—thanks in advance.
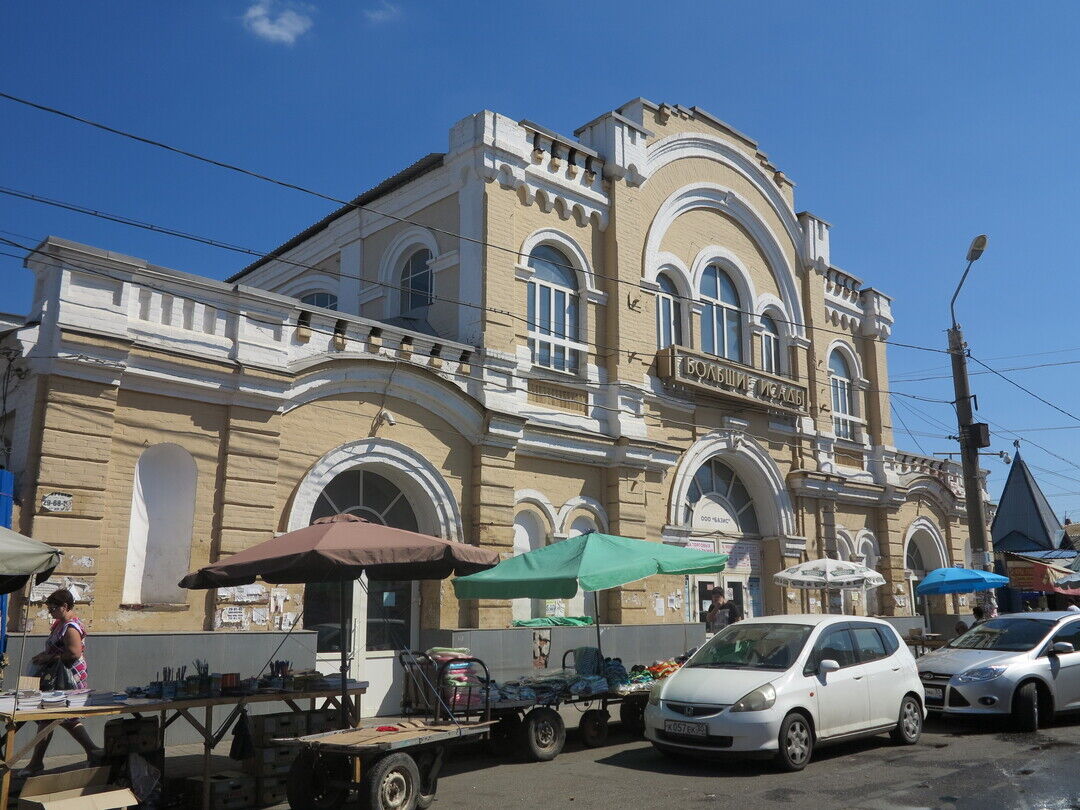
[180,513,499,727]
[451,531,729,600]
[915,567,1009,595]
[0,526,62,596]
[1004,551,1080,596]
[179,513,498,588]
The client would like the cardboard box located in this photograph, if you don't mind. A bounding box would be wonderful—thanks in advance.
[249,712,304,746]
[18,767,138,810]
[103,717,159,757]
[244,746,296,777]
[185,771,255,810]
[255,775,288,807]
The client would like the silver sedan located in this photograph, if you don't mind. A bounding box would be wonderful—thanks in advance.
[917,611,1080,731]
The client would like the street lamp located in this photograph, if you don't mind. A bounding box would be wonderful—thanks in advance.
[947,235,997,611]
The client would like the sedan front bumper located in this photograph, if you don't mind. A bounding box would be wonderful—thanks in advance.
[921,675,1015,716]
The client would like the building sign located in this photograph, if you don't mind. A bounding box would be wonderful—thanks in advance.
[686,539,716,553]
[717,538,761,575]
[691,494,740,534]
[657,346,809,414]
[41,492,73,512]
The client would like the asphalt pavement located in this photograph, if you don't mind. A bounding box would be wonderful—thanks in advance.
[429,713,1080,810]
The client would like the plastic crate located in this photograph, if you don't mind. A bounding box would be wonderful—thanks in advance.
[244,746,296,777]
[103,716,160,757]
[255,775,288,807]
[249,712,305,746]
[186,771,256,810]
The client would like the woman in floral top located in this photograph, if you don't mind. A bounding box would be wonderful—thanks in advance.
[18,589,102,776]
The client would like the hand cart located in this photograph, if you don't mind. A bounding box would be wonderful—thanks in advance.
[553,648,650,747]
[282,654,562,810]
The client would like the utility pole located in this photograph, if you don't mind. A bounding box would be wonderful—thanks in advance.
[948,235,997,612]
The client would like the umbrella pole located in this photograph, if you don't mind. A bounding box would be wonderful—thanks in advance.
[339,579,350,730]
[593,591,602,659]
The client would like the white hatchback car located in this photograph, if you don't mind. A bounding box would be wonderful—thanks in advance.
[645,615,925,770]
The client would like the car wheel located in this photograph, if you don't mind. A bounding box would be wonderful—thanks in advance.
[775,713,813,772]
[362,753,420,810]
[1013,682,1039,733]
[579,709,609,747]
[890,695,922,744]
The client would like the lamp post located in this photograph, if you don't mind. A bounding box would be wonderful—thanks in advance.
[948,235,997,612]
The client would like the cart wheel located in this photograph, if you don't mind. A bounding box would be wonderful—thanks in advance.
[619,696,647,736]
[516,707,566,762]
[286,750,351,810]
[363,752,421,810]
[579,709,610,747]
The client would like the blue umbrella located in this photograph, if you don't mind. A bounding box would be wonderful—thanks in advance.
[916,567,1008,595]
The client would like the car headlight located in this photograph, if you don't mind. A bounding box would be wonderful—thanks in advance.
[956,667,1007,683]
[730,682,776,712]
[648,683,663,706]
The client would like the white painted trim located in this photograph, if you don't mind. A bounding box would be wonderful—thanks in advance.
[514,489,559,531]
[274,274,341,300]
[667,429,797,538]
[643,183,804,337]
[557,496,610,534]
[378,225,441,318]
[519,227,603,299]
[641,132,804,260]
[904,516,950,572]
[287,437,464,543]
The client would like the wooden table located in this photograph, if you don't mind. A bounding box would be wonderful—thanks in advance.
[0,686,367,809]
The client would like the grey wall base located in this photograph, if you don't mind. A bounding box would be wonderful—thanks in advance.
[2,630,318,760]
[419,623,706,683]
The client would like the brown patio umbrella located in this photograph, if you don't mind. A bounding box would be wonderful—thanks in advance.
[179,514,499,726]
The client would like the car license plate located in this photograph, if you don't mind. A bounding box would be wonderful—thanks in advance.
[664,719,708,738]
[924,687,944,700]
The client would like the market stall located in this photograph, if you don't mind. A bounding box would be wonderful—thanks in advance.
[0,683,366,809]
[773,557,885,615]
[451,530,728,744]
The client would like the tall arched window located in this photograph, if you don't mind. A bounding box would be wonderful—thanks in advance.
[829,349,856,439]
[122,443,198,605]
[683,458,759,535]
[655,273,682,350]
[527,245,580,373]
[760,315,781,374]
[300,292,338,311]
[512,511,548,621]
[399,249,433,314]
[700,265,743,361]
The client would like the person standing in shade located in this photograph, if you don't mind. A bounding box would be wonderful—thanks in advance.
[706,588,743,633]
[971,604,987,626]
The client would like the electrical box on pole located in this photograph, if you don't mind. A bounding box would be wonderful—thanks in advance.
[968,423,991,449]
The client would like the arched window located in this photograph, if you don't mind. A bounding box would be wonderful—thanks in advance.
[512,510,548,621]
[399,249,433,314]
[760,315,781,374]
[683,458,759,535]
[300,292,338,311]
[700,265,743,361]
[527,245,580,373]
[655,273,682,350]
[829,350,856,439]
[122,444,197,605]
[305,468,419,653]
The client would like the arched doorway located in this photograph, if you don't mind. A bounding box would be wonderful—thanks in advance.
[683,457,763,620]
[304,468,420,657]
[905,519,948,627]
[289,438,463,716]
[511,510,548,622]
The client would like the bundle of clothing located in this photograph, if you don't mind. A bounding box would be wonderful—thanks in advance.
[426,647,493,710]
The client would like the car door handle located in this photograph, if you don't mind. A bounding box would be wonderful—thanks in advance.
[891,666,902,672]
[852,674,864,679]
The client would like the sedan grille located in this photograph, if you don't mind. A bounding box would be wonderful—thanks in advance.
[663,702,727,718]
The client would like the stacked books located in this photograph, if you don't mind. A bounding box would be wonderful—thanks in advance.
[65,689,91,708]
[40,691,68,709]
[86,690,127,706]
[15,690,42,710]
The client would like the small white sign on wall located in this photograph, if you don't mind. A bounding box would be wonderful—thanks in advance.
[41,492,73,513]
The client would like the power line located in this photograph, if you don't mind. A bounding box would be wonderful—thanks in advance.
[893,357,1080,384]
[0,234,954,406]
[891,345,1080,381]
[0,92,952,356]
[969,354,1080,425]
[891,401,928,455]
[0,237,950,450]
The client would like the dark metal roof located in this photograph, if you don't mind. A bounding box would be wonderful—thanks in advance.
[227,152,446,283]
[991,452,1063,552]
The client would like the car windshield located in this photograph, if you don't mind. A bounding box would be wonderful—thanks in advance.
[948,618,1056,651]
[688,623,813,670]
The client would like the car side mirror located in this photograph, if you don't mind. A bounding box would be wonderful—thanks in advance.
[1051,642,1075,656]
[818,659,840,676]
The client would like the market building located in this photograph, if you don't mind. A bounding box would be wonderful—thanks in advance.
[1,98,979,712]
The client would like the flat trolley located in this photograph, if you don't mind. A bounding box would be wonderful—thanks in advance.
[282,655,558,810]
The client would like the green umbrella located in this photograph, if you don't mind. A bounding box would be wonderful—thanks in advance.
[453,531,728,653]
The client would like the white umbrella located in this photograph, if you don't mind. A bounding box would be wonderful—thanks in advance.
[774,557,886,590]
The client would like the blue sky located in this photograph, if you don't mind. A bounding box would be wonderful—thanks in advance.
[2,1,1079,519]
